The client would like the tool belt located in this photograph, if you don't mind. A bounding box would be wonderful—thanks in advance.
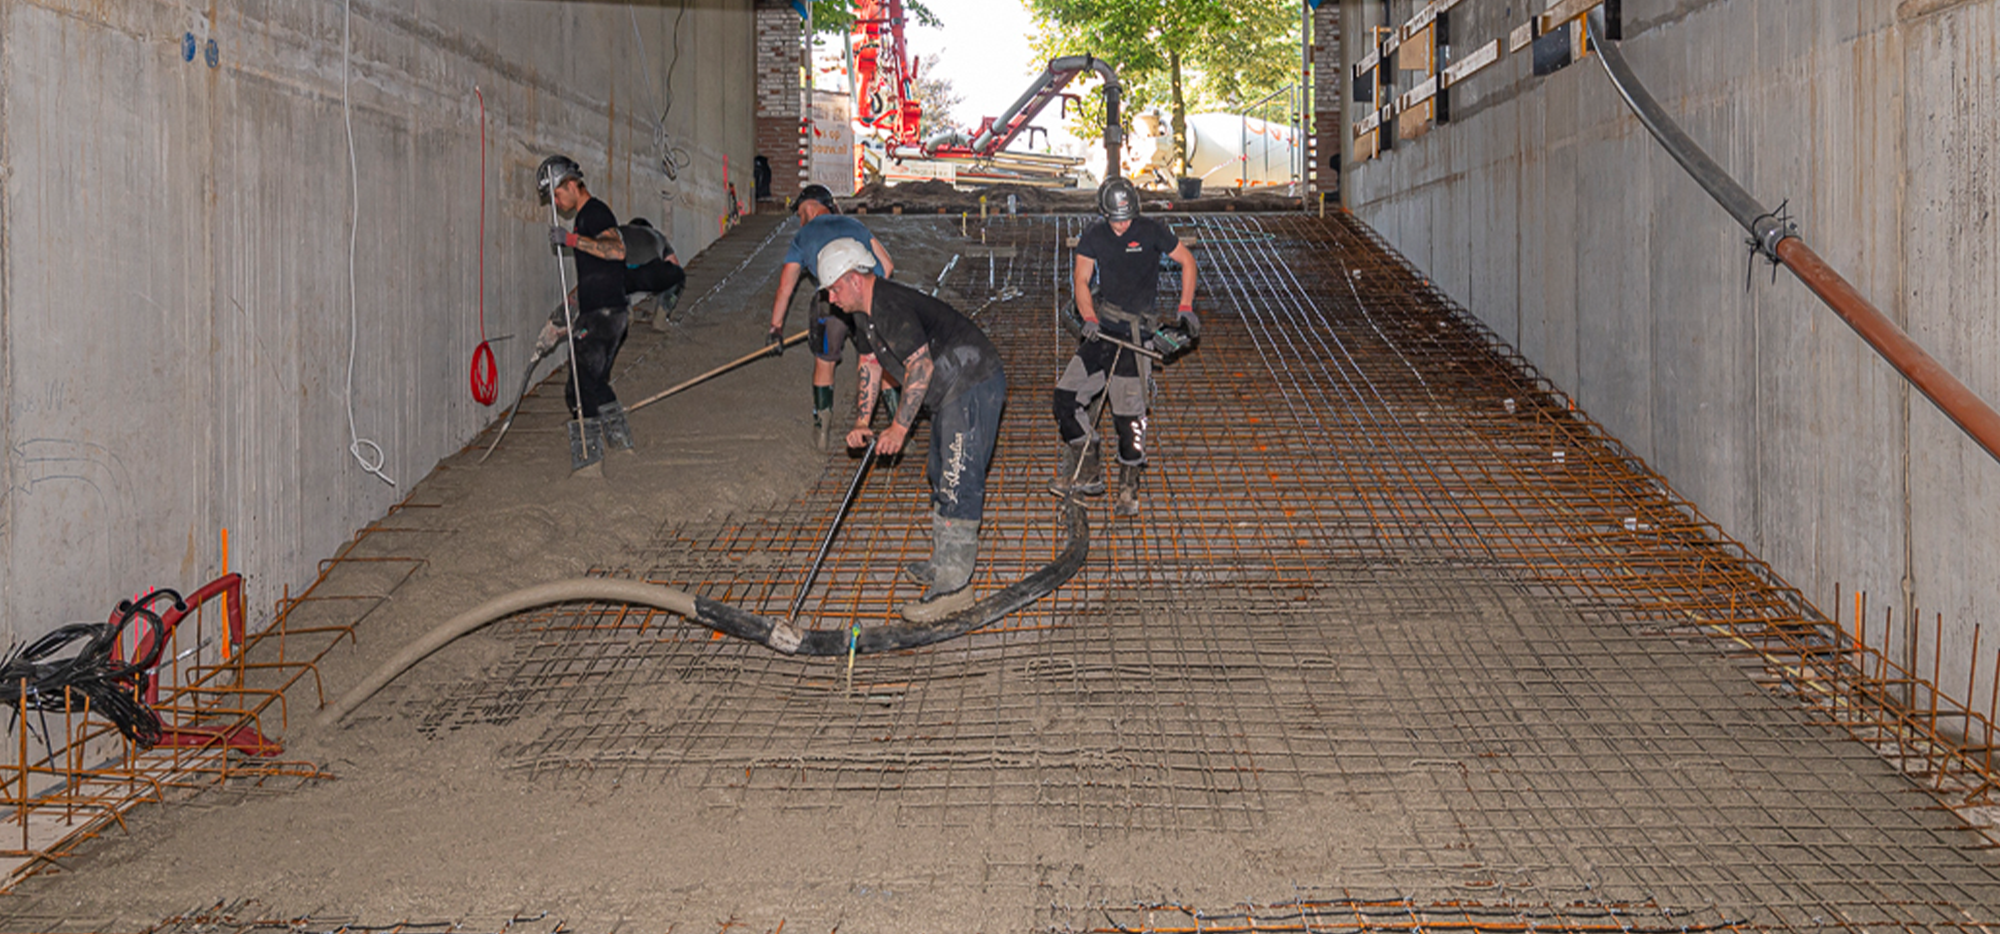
[1061,294,1156,340]
[1094,298,1157,337]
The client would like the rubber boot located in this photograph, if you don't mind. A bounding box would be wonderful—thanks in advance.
[900,515,980,623]
[1076,439,1106,496]
[899,507,941,587]
[813,385,835,451]
[568,418,605,478]
[1113,462,1144,517]
[599,401,635,452]
[1047,441,1082,497]
[1049,439,1107,498]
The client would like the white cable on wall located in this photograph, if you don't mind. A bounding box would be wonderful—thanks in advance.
[343,0,395,486]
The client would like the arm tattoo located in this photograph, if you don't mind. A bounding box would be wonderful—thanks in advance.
[895,346,933,429]
[576,228,627,262]
[856,356,882,428]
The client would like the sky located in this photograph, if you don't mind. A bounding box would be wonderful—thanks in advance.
[902,0,1044,124]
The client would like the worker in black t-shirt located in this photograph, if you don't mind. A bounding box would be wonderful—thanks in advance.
[817,238,1007,624]
[1052,176,1199,517]
[534,155,632,477]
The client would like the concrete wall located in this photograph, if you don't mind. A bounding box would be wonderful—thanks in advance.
[1,0,754,644]
[1342,0,2000,702]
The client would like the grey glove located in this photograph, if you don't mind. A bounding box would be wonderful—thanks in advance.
[766,325,785,355]
[548,225,577,248]
[1176,308,1201,340]
[1080,318,1101,342]
[534,321,566,356]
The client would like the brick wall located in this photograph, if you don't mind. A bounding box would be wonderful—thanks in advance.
[1309,4,1342,200]
[755,0,807,206]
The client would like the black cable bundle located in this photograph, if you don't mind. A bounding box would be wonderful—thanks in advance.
[0,589,183,749]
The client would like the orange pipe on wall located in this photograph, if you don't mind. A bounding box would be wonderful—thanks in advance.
[1774,238,2000,466]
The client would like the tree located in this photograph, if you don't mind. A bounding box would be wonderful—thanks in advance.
[1026,0,1296,178]
[909,53,964,139]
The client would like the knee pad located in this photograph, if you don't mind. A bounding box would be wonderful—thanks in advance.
[1114,414,1147,464]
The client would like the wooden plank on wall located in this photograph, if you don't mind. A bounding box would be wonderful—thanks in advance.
[1442,38,1501,87]
[1509,21,1536,53]
[1539,0,1601,33]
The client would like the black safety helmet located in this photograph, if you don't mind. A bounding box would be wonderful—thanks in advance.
[536,155,584,204]
[1097,176,1140,222]
[791,183,839,214]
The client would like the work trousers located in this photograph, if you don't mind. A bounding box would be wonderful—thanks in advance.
[563,306,629,419]
[1052,334,1151,464]
[928,374,1007,522]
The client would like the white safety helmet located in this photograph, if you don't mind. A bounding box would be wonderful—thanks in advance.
[816,237,877,287]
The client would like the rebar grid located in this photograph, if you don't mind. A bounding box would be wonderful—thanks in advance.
[0,502,439,890]
[410,214,2000,928]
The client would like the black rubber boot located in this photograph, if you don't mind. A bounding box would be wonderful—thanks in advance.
[813,385,835,451]
[599,401,635,452]
[1114,462,1144,517]
[568,419,605,478]
[900,515,980,622]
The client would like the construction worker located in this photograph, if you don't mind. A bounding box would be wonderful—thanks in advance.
[818,238,1006,623]
[534,154,630,477]
[1051,176,1199,517]
[767,183,895,450]
[621,217,686,330]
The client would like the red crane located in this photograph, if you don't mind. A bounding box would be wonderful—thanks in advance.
[849,0,1121,178]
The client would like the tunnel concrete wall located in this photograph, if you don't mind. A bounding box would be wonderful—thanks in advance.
[1342,0,2000,703]
[0,0,755,645]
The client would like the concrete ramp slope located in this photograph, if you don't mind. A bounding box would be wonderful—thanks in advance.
[6,212,2000,933]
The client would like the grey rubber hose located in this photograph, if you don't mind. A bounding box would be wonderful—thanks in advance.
[314,499,1088,730]
[315,579,707,729]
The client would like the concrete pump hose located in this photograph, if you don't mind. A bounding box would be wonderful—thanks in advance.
[316,579,706,729]
[315,499,1089,729]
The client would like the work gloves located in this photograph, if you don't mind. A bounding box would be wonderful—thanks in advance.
[534,321,566,357]
[1176,308,1201,340]
[766,325,785,354]
[1079,318,1101,342]
[548,225,579,249]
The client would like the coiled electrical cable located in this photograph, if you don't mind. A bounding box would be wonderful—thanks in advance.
[1,589,185,748]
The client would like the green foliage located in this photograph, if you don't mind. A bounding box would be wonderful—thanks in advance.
[910,53,964,138]
[808,0,941,34]
[1025,0,1299,172]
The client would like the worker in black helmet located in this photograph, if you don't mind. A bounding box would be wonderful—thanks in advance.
[1051,176,1199,517]
[767,183,896,450]
[533,154,631,477]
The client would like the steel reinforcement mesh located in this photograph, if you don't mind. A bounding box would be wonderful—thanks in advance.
[405,213,2000,931]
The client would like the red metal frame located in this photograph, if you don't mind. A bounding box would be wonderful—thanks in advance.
[113,573,281,756]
